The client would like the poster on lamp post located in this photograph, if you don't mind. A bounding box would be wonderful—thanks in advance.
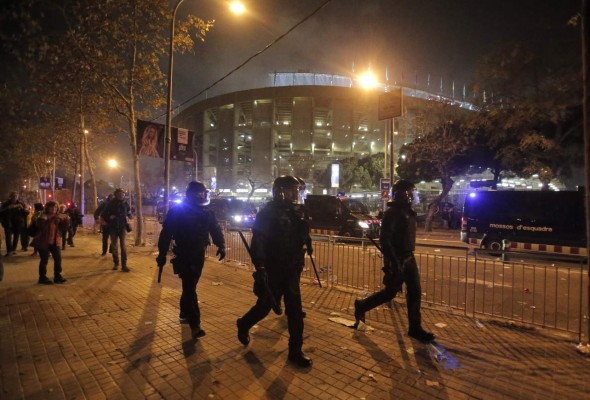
[171,127,195,163]
[136,120,195,163]
[39,177,51,190]
[137,120,165,158]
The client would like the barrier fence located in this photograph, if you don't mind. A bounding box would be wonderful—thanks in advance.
[146,220,588,340]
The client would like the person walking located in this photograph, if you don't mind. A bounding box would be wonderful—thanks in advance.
[354,180,435,343]
[57,204,71,251]
[101,189,132,272]
[156,181,226,340]
[236,175,313,368]
[94,195,113,256]
[65,202,83,247]
[29,203,44,256]
[30,201,68,284]
[0,191,29,256]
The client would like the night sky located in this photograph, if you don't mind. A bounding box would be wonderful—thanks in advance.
[169,0,582,114]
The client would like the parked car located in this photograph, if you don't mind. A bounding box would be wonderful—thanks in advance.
[208,198,257,230]
[304,195,380,238]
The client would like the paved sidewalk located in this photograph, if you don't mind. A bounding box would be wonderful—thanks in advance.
[1,230,588,400]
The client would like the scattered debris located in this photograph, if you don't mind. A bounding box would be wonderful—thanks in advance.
[576,343,590,356]
[475,320,484,329]
[328,317,357,328]
[529,306,536,309]
[428,343,461,370]
[144,321,153,325]
[211,281,223,286]
[406,348,415,355]
[426,380,440,387]
[434,322,447,328]
[329,312,341,316]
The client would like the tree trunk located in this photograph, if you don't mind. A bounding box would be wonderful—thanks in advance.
[128,106,144,246]
[85,143,98,233]
[424,177,454,232]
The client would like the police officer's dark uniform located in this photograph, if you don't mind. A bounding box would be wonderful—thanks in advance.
[156,181,226,340]
[354,180,435,343]
[237,176,313,368]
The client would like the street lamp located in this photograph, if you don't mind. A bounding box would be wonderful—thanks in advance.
[164,0,245,214]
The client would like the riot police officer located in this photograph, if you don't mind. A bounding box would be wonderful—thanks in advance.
[237,175,313,368]
[156,181,226,340]
[354,180,435,343]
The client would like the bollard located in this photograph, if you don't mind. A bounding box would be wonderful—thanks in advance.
[501,239,510,262]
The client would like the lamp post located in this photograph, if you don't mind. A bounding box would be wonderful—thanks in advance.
[164,1,245,214]
[164,0,185,215]
[79,127,88,215]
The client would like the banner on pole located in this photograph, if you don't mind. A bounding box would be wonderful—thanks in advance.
[136,120,195,163]
[39,177,51,190]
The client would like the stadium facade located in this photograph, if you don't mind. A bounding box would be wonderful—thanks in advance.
[173,72,476,194]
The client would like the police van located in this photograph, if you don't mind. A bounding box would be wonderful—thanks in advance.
[304,195,380,238]
[461,189,587,256]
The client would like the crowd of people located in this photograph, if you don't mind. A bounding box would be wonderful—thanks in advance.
[0,188,133,284]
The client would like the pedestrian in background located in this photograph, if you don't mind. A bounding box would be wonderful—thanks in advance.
[94,194,113,256]
[29,203,44,256]
[101,189,132,272]
[66,202,83,247]
[354,180,435,343]
[57,204,71,251]
[236,176,313,368]
[0,191,29,256]
[156,181,225,340]
[31,201,68,284]
[19,203,32,252]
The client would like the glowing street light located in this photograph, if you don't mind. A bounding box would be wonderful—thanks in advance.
[107,159,118,169]
[358,70,378,89]
[229,1,246,15]
[164,0,246,214]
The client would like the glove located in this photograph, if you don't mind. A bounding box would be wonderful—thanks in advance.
[216,247,226,261]
[156,254,166,267]
[252,267,267,297]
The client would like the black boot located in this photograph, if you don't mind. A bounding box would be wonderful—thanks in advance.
[54,275,67,284]
[38,276,53,285]
[287,351,313,368]
[408,327,435,343]
[236,318,250,346]
[191,325,206,340]
[354,299,365,328]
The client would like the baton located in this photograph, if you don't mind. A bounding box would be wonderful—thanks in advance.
[238,231,282,315]
[308,252,322,288]
[157,265,163,283]
[368,236,384,254]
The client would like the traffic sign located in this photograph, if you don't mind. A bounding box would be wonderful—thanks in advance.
[378,88,402,120]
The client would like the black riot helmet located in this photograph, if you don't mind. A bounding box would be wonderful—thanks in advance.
[272,175,303,204]
[392,179,420,206]
[186,181,210,206]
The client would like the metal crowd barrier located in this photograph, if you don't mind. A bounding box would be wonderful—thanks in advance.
[147,220,588,340]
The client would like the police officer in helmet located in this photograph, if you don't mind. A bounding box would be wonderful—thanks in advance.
[354,179,435,343]
[237,175,313,368]
[156,181,226,340]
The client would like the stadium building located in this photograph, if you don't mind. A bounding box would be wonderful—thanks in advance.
[173,72,476,195]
